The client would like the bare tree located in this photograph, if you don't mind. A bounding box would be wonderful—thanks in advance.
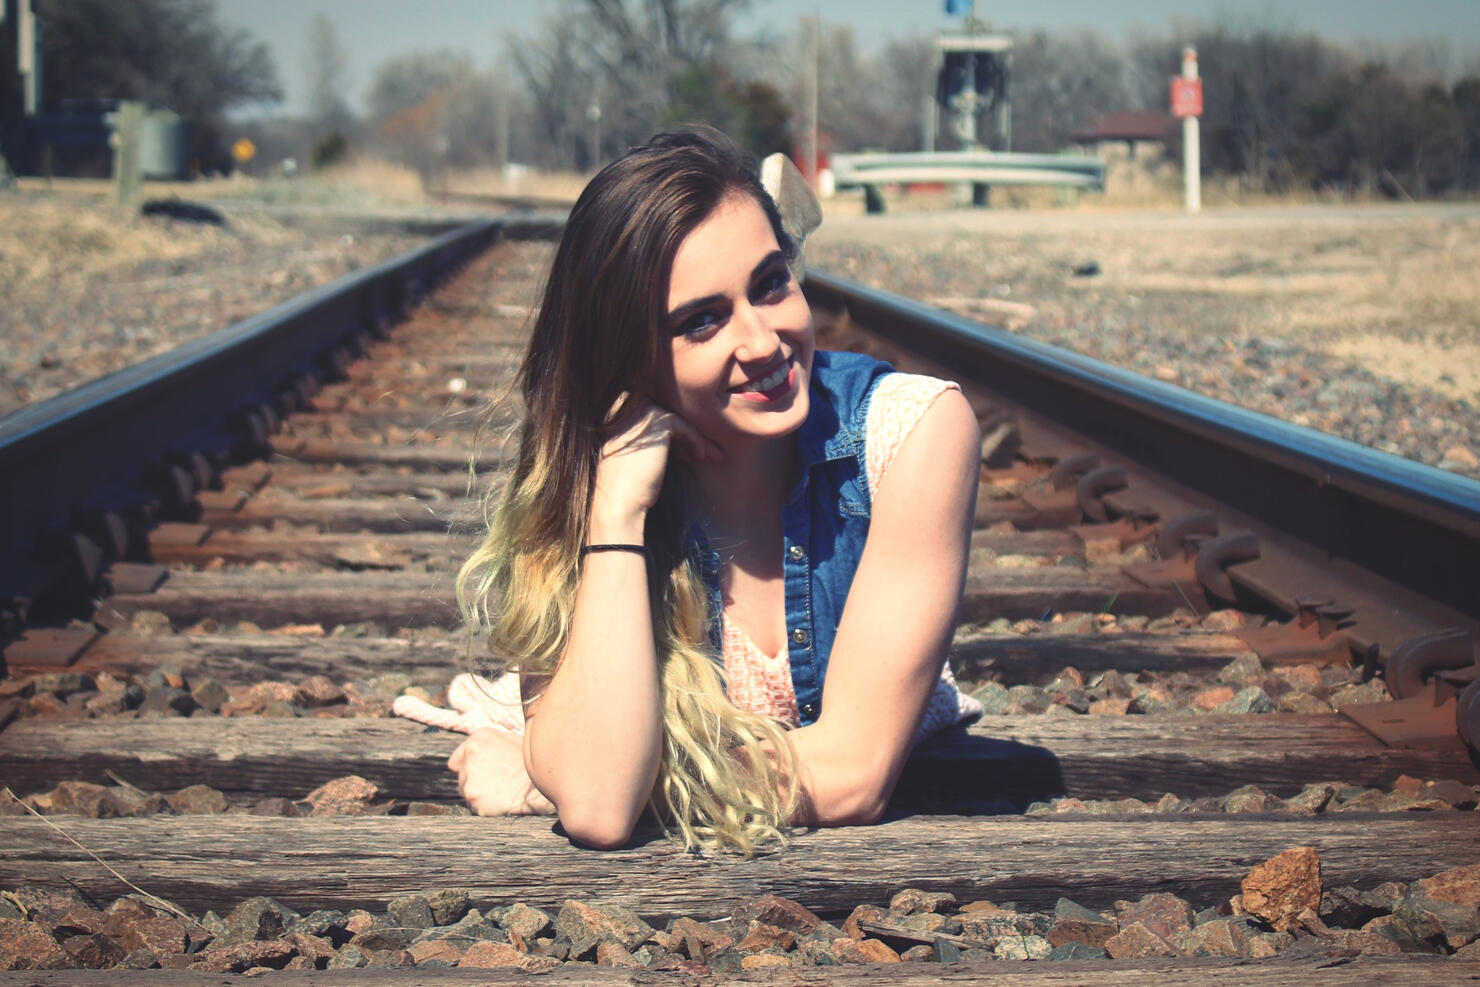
[305,13,351,130]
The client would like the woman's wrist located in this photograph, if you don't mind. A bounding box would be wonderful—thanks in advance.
[587,500,647,546]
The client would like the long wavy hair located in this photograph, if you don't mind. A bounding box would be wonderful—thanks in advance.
[458,129,800,853]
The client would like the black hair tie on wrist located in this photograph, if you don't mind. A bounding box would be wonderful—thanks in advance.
[580,543,646,560]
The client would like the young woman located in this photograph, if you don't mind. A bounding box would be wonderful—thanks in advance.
[399,129,982,853]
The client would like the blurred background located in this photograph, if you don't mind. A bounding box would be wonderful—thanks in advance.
[3,0,1478,204]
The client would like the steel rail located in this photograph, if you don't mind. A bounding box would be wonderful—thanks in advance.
[802,271,1480,641]
[0,215,559,626]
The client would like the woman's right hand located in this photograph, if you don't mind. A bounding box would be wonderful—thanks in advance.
[590,395,722,534]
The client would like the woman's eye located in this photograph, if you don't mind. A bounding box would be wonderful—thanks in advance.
[755,269,791,300]
[674,311,720,337]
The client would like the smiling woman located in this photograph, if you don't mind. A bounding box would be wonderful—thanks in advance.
[398,128,983,854]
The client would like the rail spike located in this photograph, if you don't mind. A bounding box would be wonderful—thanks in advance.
[1385,628,1476,701]
[1155,512,1218,560]
[1192,531,1260,604]
[1075,465,1128,524]
[1049,452,1099,491]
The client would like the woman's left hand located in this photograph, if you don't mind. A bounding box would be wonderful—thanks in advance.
[448,727,556,816]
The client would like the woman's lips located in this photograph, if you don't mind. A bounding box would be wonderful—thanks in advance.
[733,356,795,401]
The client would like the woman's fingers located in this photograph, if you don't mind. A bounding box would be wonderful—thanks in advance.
[664,410,725,464]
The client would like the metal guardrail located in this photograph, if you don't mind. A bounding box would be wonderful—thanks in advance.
[0,215,559,627]
[830,150,1106,193]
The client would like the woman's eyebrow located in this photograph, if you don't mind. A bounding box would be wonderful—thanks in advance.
[664,251,786,323]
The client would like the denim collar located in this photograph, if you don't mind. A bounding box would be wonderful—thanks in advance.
[796,352,864,468]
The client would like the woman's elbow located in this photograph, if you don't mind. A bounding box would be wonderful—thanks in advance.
[558,806,639,850]
[810,773,893,827]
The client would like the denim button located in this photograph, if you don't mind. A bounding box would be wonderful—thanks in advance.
[788,544,806,561]
[790,627,809,645]
[800,702,817,718]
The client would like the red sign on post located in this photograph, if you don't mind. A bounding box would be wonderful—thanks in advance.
[1171,77,1203,118]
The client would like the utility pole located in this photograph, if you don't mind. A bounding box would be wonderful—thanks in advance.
[806,11,819,188]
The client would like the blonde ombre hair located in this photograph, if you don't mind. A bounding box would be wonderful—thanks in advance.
[458,130,800,853]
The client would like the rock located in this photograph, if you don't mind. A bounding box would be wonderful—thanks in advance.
[249,796,301,817]
[326,944,368,969]
[189,939,297,973]
[1216,653,1264,686]
[459,940,559,970]
[408,939,466,966]
[426,889,470,926]
[1277,691,1332,714]
[933,938,962,962]
[118,947,159,969]
[1327,928,1402,955]
[296,675,346,707]
[500,902,553,946]
[0,918,78,969]
[286,932,335,968]
[731,895,822,934]
[386,895,435,931]
[101,901,188,956]
[1223,784,1287,813]
[290,910,349,944]
[34,673,97,698]
[555,901,654,960]
[1191,685,1236,711]
[1104,922,1177,958]
[833,937,900,963]
[1421,780,1478,810]
[970,681,1013,714]
[595,941,643,967]
[349,924,417,953]
[404,802,470,816]
[1249,931,1293,957]
[1241,847,1322,931]
[841,904,889,941]
[1173,918,1252,957]
[365,948,414,968]
[1328,683,1388,710]
[1047,898,1116,948]
[167,784,227,815]
[993,934,1051,959]
[1048,941,1108,960]
[1332,788,1386,812]
[28,901,107,939]
[1390,892,1480,952]
[669,916,734,961]
[1214,686,1276,714]
[137,685,198,717]
[1417,863,1480,907]
[1115,893,1193,940]
[1088,697,1131,715]
[31,781,119,818]
[215,897,295,946]
[303,775,379,816]
[741,951,792,968]
[423,910,505,948]
[1441,444,1479,469]
[889,888,957,915]
[1319,886,1392,929]
[1202,610,1249,633]
[188,677,229,714]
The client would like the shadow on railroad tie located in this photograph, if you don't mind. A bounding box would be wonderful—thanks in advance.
[888,727,1065,818]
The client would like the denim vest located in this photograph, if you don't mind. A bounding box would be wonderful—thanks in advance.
[701,349,894,726]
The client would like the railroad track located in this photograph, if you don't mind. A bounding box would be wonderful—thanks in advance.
[0,219,1477,982]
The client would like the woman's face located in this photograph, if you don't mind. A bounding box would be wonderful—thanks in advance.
[659,192,815,450]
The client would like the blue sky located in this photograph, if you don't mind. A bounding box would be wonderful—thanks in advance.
[218,0,1480,116]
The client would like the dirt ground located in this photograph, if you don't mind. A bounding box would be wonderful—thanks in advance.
[2,171,1476,474]
[809,200,1480,406]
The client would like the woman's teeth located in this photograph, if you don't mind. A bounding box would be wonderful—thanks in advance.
[741,362,789,393]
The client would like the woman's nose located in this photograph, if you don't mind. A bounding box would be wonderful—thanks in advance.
[731,300,779,360]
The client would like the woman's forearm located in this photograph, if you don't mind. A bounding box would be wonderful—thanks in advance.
[522,511,663,848]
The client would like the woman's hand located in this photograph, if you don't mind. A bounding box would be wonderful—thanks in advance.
[591,395,723,536]
[448,727,556,816]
